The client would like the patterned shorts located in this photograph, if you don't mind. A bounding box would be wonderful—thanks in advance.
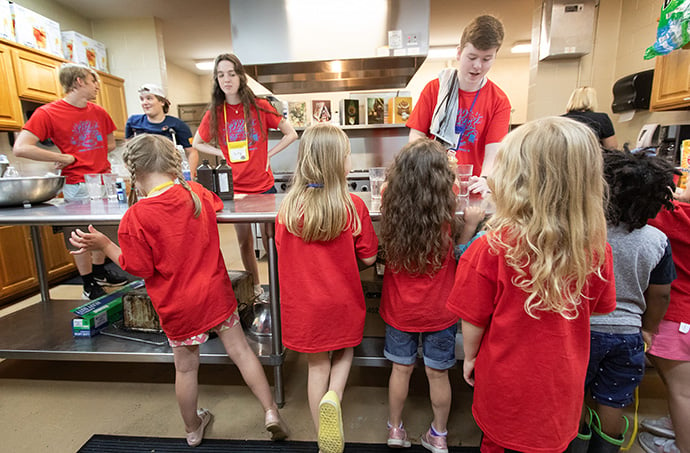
[168,310,240,347]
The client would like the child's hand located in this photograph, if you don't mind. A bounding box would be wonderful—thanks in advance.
[463,356,476,387]
[463,205,485,227]
[69,225,109,255]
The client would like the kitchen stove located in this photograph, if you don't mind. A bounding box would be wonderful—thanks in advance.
[272,170,371,193]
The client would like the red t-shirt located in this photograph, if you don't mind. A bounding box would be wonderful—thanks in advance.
[380,245,459,332]
[22,99,116,184]
[275,194,379,353]
[197,99,282,194]
[406,78,511,177]
[117,182,236,341]
[648,200,690,322]
[447,234,616,452]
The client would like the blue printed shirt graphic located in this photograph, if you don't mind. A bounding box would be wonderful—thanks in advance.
[455,109,484,153]
[71,120,105,151]
[225,118,259,149]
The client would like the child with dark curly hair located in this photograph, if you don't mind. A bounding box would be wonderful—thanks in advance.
[581,150,677,452]
[379,139,482,452]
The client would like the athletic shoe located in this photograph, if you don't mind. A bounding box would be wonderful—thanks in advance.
[318,390,344,453]
[186,408,212,447]
[82,281,106,300]
[94,268,128,287]
[387,424,411,448]
[264,408,289,441]
[421,427,448,453]
[639,432,680,453]
[640,416,675,439]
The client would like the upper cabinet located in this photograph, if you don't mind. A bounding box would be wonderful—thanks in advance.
[95,73,127,140]
[650,47,690,111]
[10,47,62,103]
[0,38,128,136]
[0,44,23,129]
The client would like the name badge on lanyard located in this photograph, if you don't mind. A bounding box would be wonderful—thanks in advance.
[224,103,250,163]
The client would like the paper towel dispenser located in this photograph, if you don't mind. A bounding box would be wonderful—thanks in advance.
[611,70,654,113]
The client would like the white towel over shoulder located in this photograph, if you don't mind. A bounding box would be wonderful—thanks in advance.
[430,68,459,149]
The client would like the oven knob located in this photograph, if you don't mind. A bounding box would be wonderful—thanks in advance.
[361,185,369,192]
[280,183,288,192]
[350,182,357,191]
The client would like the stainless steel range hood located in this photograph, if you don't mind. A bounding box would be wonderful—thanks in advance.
[229,0,429,94]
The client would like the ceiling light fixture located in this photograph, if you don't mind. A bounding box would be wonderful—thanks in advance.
[195,61,215,71]
[511,41,532,54]
[427,46,458,59]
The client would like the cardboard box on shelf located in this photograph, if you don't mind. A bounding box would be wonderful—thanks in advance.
[71,280,144,337]
[61,30,108,72]
[366,97,385,125]
[340,99,360,126]
[387,97,412,124]
[10,3,62,57]
[0,0,14,41]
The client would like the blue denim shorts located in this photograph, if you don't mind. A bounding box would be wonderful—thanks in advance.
[384,324,457,370]
[585,331,645,408]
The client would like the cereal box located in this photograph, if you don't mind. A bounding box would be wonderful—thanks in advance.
[61,31,108,72]
[10,3,62,57]
[0,0,14,41]
[680,139,690,189]
[387,97,412,124]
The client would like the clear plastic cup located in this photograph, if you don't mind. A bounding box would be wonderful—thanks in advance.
[102,173,118,201]
[368,167,386,200]
[84,174,104,200]
[457,164,473,197]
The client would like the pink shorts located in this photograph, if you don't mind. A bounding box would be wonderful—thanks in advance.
[648,319,690,361]
[168,310,240,348]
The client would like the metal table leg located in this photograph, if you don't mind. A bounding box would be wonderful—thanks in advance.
[265,222,284,407]
[30,226,50,303]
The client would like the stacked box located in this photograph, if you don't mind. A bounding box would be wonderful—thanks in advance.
[61,30,108,72]
[0,0,14,41]
[10,3,62,57]
[387,97,412,124]
[340,99,359,126]
[367,97,385,125]
[71,280,144,337]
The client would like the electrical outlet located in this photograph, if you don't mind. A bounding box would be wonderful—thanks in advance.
[406,33,418,46]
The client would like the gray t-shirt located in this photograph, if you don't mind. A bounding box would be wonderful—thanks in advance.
[591,224,675,333]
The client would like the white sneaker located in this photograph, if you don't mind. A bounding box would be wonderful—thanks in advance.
[640,416,675,438]
[638,432,680,453]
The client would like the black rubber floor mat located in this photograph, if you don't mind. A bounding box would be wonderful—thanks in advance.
[78,434,480,452]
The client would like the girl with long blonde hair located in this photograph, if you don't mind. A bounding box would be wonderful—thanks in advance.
[276,123,378,453]
[446,117,617,452]
[70,134,288,447]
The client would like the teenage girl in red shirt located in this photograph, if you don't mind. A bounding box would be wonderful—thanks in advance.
[193,53,298,301]
[69,134,288,448]
[276,123,379,453]
[447,117,617,453]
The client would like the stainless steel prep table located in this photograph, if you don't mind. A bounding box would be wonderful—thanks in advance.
[0,192,487,404]
[0,194,292,404]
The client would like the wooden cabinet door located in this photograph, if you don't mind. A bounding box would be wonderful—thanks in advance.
[96,73,127,140]
[0,44,23,130]
[10,47,62,103]
[41,226,76,281]
[0,226,38,301]
[650,47,690,111]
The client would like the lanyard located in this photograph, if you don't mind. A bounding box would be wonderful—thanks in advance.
[452,87,481,152]
[223,103,249,144]
[147,181,174,197]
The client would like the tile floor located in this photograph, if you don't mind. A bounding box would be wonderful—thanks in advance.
[0,225,668,452]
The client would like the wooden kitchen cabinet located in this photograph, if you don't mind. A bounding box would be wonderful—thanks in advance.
[0,225,76,305]
[96,72,128,140]
[0,44,24,130]
[650,46,690,111]
[10,47,63,103]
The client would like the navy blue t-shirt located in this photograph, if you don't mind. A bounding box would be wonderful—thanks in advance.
[125,114,194,148]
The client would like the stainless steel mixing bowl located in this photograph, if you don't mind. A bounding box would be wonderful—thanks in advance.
[0,176,65,207]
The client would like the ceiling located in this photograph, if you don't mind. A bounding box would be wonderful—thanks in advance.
[52,0,533,75]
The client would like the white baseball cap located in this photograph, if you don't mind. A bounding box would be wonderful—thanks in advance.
[138,84,167,100]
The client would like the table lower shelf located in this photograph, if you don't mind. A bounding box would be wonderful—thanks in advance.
[0,299,283,365]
